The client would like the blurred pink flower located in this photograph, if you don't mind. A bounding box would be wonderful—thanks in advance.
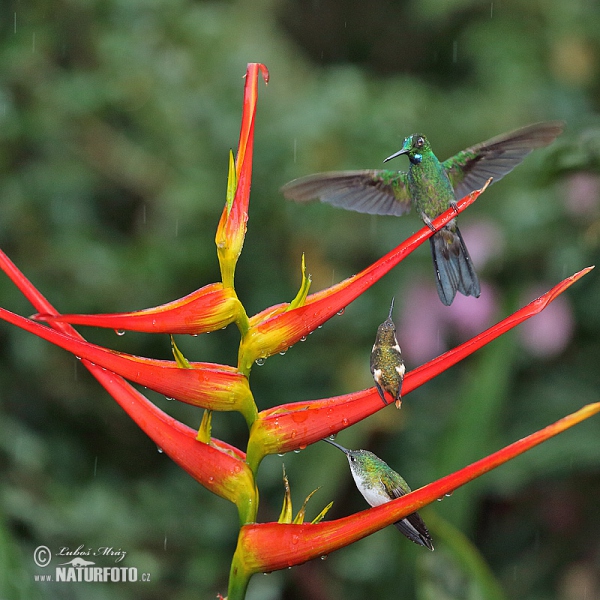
[458,220,506,269]
[564,172,600,217]
[518,287,574,357]
[399,279,498,365]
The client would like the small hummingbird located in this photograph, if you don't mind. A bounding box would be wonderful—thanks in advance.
[282,122,564,306]
[370,298,405,408]
[323,438,433,550]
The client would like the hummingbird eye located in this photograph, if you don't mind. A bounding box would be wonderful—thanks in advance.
[416,136,425,148]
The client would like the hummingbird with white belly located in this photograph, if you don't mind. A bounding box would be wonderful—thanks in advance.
[282,122,563,305]
[323,438,433,550]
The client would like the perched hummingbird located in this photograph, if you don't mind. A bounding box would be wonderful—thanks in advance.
[323,438,433,550]
[370,298,405,408]
[282,122,564,306]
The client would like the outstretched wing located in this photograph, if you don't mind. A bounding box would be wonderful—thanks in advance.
[281,170,412,217]
[444,121,564,199]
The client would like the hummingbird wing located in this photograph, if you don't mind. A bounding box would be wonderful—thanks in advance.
[443,121,564,200]
[281,170,412,217]
[381,477,434,550]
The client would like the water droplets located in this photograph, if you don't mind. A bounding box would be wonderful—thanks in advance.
[115,329,126,336]
[300,336,307,342]
[337,307,345,316]
[437,492,453,501]
[255,357,266,366]
[157,446,164,454]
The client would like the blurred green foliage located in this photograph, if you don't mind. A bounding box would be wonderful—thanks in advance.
[1,0,600,598]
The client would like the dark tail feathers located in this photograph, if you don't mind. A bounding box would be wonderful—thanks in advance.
[394,511,434,550]
[430,226,480,306]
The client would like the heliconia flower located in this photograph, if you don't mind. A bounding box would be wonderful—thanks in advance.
[216,63,269,288]
[0,248,258,524]
[229,401,600,599]
[238,182,490,374]
[244,267,593,471]
[33,282,245,335]
[0,307,258,426]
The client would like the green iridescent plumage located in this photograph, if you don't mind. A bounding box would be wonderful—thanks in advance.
[323,438,433,550]
[282,121,564,305]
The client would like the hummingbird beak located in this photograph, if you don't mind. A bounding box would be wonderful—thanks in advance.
[322,437,350,454]
[387,297,395,320]
[384,136,412,163]
[383,145,410,163]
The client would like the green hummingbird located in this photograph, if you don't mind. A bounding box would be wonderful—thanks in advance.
[282,122,564,306]
[370,298,405,408]
[323,438,433,550]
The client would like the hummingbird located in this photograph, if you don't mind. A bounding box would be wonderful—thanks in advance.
[323,438,433,550]
[282,122,564,306]
[370,298,405,408]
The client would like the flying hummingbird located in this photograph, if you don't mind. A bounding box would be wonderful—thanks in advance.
[323,438,433,550]
[370,298,405,408]
[282,122,564,306]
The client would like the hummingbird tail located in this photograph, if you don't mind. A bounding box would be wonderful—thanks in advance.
[429,227,480,306]
[394,511,434,550]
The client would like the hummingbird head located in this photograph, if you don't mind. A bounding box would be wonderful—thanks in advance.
[374,297,397,343]
[322,439,379,477]
[384,134,431,165]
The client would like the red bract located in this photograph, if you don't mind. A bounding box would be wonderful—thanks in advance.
[34,282,243,335]
[216,63,269,289]
[0,249,257,524]
[0,307,258,424]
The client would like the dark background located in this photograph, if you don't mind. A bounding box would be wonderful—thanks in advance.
[1,0,599,598]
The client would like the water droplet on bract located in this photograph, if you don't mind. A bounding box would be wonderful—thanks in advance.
[342,418,349,426]
[320,555,328,561]
[328,434,337,441]
[255,357,266,366]
[208,476,214,483]
[337,308,345,316]
[300,336,307,342]
[293,449,301,454]
[115,330,125,336]
[157,446,164,454]
[445,492,453,497]
[190,333,198,337]
[277,453,285,457]
[279,349,287,356]
[165,397,175,402]
[317,325,323,329]
[436,497,443,502]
